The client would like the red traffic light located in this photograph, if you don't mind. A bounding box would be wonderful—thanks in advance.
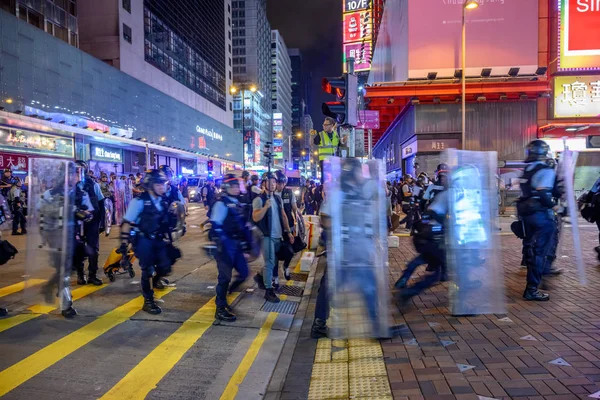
[322,76,346,99]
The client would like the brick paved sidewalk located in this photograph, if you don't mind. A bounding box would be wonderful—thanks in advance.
[385,231,600,400]
[277,227,600,400]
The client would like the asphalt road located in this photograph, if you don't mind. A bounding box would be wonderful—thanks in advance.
[0,202,306,400]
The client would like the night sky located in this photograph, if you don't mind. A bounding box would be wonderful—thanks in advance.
[266,0,343,130]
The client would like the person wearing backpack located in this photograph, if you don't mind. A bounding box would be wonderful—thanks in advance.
[581,175,600,260]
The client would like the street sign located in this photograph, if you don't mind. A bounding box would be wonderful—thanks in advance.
[356,110,380,129]
[587,135,600,148]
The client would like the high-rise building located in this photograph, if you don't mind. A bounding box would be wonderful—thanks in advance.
[78,0,233,128]
[271,30,292,165]
[1,0,78,46]
[232,0,272,165]
[288,48,303,131]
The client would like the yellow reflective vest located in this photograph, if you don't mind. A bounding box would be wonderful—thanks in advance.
[317,131,340,161]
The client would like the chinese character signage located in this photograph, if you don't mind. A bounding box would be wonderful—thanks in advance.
[0,153,28,171]
[343,42,372,72]
[0,128,74,158]
[559,0,600,70]
[343,10,372,43]
[554,75,600,118]
[91,145,123,163]
[273,138,284,159]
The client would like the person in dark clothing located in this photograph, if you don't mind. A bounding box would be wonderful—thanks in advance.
[9,177,27,235]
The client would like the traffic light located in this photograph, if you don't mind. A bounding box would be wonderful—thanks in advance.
[321,73,358,126]
[207,160,214,172]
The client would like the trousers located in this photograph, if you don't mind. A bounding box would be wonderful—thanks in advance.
[262,236,281,289]
[135,236,171,300]
[522,210,556,288]
[77,216,100,276]
[215,241,249,307]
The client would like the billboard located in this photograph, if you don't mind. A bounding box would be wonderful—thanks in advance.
[343,42,372,72]
[344,0,369,12]
[559,0,600,70]
[407,0,538,78]
[554,75,600,118]
[343,10,372,43]
[273,138,284,159]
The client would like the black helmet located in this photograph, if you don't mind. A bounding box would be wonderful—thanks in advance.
[75,160,88,171]
[275,170,288,185]
[222,173,240,193]
[158,165,174,181]
[3,168,11,173]
[143,169,168,191]
[241,171,250,179]
[250,174,259,182]
[262,172,275,181]
[403,173,413,181]
[525,140,550,162]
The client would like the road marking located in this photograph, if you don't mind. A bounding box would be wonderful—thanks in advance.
[0,279,46,298]
[100,293,239,400]
[219,312,278,400]
[0,288,175,397]
[0,284,107,334]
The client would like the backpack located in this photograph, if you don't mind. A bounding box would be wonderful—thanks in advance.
[0,240,18,265]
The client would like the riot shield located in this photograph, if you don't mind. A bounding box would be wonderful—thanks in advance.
[26,159,75,311]
[124,179,133,207]
[326,157,390,338]
[444,149,505,316]
[113,179,126,225]
[168,201,186,241]
[561,150,586,284]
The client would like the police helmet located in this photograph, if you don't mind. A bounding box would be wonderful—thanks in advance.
[435,163,449,177]
[75,160,88,171]
[158,165,174,181]
[525,140,550,163]
[143,169,168,191]
[222,173,241,193]
[3,168,11,174]
[250,174,259,182]
[242,171,250,179]
[403,173,413,181]
[275,170,288,185]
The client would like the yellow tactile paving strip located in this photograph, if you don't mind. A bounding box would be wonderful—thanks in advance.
[308,338,392,400]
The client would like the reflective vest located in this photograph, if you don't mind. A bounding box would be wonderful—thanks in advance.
[318,131,340,161]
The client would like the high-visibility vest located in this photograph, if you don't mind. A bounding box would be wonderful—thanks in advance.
[318,131,340,161]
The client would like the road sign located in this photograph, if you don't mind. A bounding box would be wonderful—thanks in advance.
[356,110,380,129]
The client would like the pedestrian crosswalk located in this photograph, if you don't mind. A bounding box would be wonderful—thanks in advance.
[0,265,307,399]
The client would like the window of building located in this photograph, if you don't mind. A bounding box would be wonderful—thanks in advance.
[228,3,230,13]
[228,44,231,53]
[123,23,132,43]
[69,0,76,16]
[123,0,131,13]
[229,57,232,66]
[228,30,231,40]
[228,17,231,26]
[229,102,232,111]
[70,31,77,46]
[229,70,232,80]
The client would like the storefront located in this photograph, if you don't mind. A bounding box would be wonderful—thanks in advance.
[0,126,74,161]
[401,136,461,177]
[87,144,124,176]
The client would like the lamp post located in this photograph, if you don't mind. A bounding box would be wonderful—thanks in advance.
[230,84,258,170]
[462,0,479,150]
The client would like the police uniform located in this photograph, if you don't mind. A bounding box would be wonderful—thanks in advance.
[518,142,557,301]
[123,191,172,301]
[210,195,250,313]
[165,183,185,204]
[77,176,105,283]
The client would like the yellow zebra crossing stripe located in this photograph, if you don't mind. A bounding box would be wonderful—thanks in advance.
[219,312,278,400]
[0,284,107,334]
[0,288,175,397]
[100,293,239,400]
[0,279,46,298]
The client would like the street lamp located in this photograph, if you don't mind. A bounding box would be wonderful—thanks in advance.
[462,0,479,150]
[231,83,259,169]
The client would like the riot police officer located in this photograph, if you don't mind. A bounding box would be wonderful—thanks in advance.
[400,174,415,231]
[74,161,104,286]
[159,165,186,204]
[120,170,173,314]
[209,174,252,321]
[517,140,557,301]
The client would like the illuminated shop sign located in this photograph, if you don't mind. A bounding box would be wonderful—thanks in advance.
[344,0,369,12]
[343,42,372,72]
[343,10,372,43]
[196,125,223,141]
[273,138,284,159]
[554,75,600,118]
[0,128,73,158]
[91,145,123,163]
[558,0,600,70]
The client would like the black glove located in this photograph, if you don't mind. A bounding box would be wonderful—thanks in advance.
[117,242,129,255]
[240,241,251,252]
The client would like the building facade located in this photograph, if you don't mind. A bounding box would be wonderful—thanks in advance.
[232,0,272,165]
[288,47,305,161]
[77,0,233,128]
[270,30,292,165]
[0,6,241,177]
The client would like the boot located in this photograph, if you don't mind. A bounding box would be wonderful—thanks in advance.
[21,229,27,235]
[523,286,549,301]
[544,268,563,276]
[311,318,328,339]
[142,298,162,314]
[284,267,291,281]
[61,306,77,319]
[394,277,408,289]
[77,272,87,285]
[0,307,7,317]
[87,274,103,286]
[264,288,280,303]
[11,231,20,236]
[228,279,244,294]
[153,277,165,290]
[254,273,266,290]
[215,306,236,322]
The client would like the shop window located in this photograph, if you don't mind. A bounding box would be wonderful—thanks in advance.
[123,23,132,44]
[123,0,131,13]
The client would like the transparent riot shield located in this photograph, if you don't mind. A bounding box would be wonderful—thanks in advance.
[26,159,75,311]
[168,201,186,241]
[124,179,133,208]
[444,149,505,316]
[113,179,126,225]
[326,157,390,338]
[561,150,586,284]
